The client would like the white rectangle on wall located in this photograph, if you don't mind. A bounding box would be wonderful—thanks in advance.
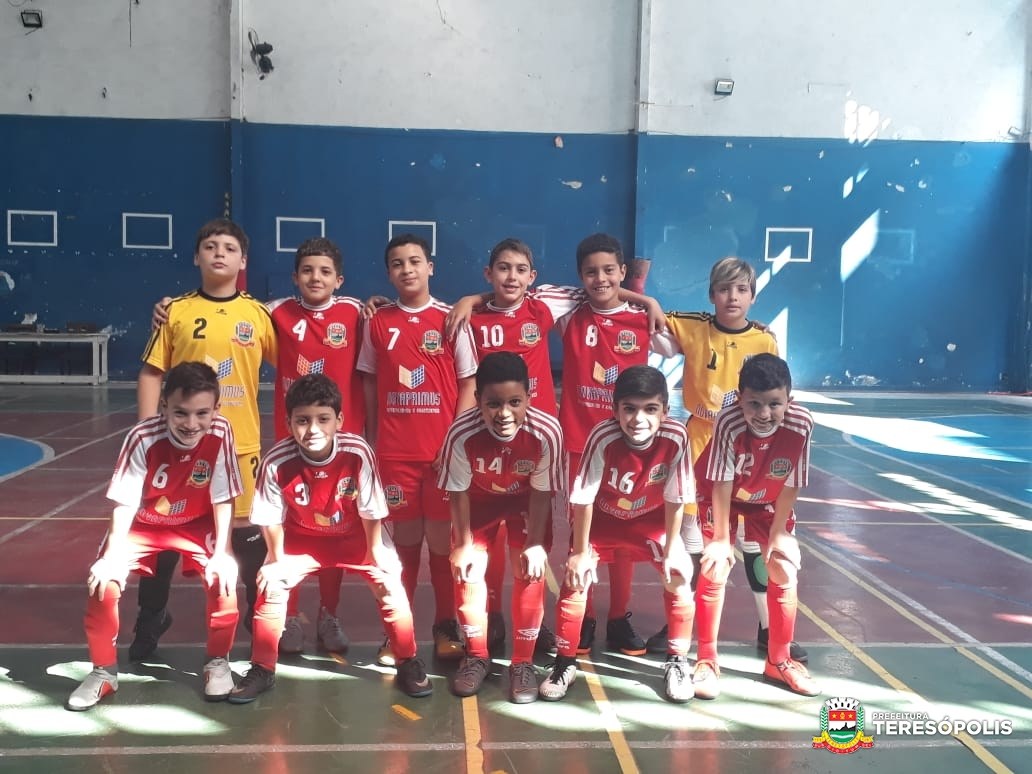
[122,212,173,250]
[276,217,326,253]
[388,220,437,256]
[764,227,813,263]
[7,210,58,247]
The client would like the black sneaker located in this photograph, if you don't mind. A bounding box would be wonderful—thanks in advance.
[757,623,809,663]
[487,611,506,656]
[395,657,433,698]
[128,608,173,662]
[606,612,647,656]
[645,624,669,654]
[432,619,466,661]
[508,662,538,704]
[451,656,491,697]
[535,623,558,657]
[227,664,275,704]
[576,617,596,655]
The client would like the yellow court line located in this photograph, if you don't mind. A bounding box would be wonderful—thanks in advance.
[580,661,640,774]
[461,695,484,774]
[800,541,1017,773]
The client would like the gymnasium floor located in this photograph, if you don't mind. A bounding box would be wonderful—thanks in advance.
[0,386,1029,774]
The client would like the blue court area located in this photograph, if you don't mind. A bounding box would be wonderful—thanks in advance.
[0,435,51,479]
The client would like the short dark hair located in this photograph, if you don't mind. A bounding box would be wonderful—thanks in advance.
[296,237,343,274]
[613,365,668,405]
[163,361,220,401]
[286,374,342,415]
[384,233,431,267]
[739,353,792,394]
[475,351,529,393]
[194,218,249,255]
[576,233,624,273]
[488,238,534,268]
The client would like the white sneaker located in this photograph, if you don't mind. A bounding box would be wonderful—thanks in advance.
[279,615,305,654]
[663,655,692,703]
[316,607,349,652]
[204,657,235,701]
[538,655,578,701]
[65,666,117,711]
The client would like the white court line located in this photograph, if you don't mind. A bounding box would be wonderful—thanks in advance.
[0,482,108,547]
[0,425,131,485]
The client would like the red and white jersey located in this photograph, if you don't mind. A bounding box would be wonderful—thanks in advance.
[357,298,478,462]
[107,415,242,527]
[557,302,651,454]
[570,417,692,520]
[698,403,812,504]
[470,285,582,416]
[251,432,388,536]
[438,406,564,504]
[267,295,365,438]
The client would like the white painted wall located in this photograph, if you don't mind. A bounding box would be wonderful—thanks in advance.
[645,0,1029,141]
[0,0,229,119]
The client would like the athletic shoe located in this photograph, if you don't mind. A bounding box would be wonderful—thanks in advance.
[757,624,809,663]
[128,607,172,662]
[644,624,669,654]
[487,611,506,656]
[203,656,234,702]
[663,655,692,703]
[316,607,349,652]
[395,657,433,698]
[763,658,820,697]
[227,664,276,704]
[576,617,596,655]
[691,658,721,700]
[508,662,538,704]
[535,623,558,657]
[65,666,117,711]
[538,655,578,701]
[606,612,647,656]
[451,656,491,697]
[278,616,305,654]
[376,637,396,667]
[432,619,466,661]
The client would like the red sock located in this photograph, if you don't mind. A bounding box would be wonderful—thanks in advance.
[204,579,239,660]
[317,567,344,614]
[485,525,507,614]
[286,583,302,618]
[608,553,634,620]
[375,573,417,661]
[428,551,456,624]
[766,580,797,664]
[693,572,727,661]
[84,582,122,667]
[662,589,694,657]
[250,587,285,672]
[554,585,587,657]
[395,542,423,605]
[510,577,545,664]
[456,578,488,657]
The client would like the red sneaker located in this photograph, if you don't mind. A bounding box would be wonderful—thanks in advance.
[763,658,820,697]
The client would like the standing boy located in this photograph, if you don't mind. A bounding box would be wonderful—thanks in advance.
[227,374,432,702]
[539,366,696,703]
[135,219,277,659]
[440,352,564,703]
[357,233,478,663]
[693,353,819,698]
[66,362,241,710]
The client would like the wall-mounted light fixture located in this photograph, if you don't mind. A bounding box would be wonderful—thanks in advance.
[248,29,274,79]
[714,79,734,96]
[20,10,43,29]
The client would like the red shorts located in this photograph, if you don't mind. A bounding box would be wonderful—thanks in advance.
[467,496,553,552]
[113,518,220,577]
[696,499,796,544]
[379,459,450,523]
[587,508,670,565]
[279,528,398,586]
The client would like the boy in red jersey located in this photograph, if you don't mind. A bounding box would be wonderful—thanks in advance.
[357,234,478,663]
[439,352,564,702]
[539,365,696,703]
[66,362,241,711]
[693,353,820,698]
[227,374,432,702]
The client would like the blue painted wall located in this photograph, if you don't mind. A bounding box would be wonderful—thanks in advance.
[1,116,1028,390]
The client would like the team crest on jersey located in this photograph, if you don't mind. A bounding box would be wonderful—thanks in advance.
[420,330,444,355]
[188,459,212,487]
[614,330,640,354]
[337,477,357,500]
[512,459,535,475]
[324,323,349,348]
[385,484,407,508]
[399,364,426,389]
[518,323,541,346]
[232,321,256,347]
[647,463,669,484]
[297,354,325,376]
[769,458,792,478]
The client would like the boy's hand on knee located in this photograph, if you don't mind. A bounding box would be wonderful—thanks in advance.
[766,532,801,570]
[565,551,597,592]
[520,544,548,581]
[450,543,483,583]
[87,556,126,601]
[256,560,290,594]
[205,551,239,596]
[700,540,734,582]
